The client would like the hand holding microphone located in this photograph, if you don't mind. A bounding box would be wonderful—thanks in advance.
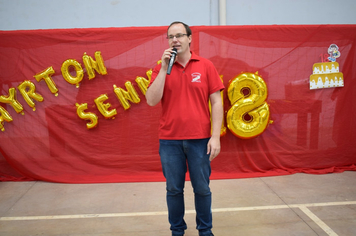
[167,47,177,75]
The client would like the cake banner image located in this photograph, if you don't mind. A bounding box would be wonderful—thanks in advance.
[310,44,344,90]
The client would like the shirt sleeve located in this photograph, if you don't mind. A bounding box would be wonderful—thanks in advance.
[148,63,162,88]
[207,60,225,95]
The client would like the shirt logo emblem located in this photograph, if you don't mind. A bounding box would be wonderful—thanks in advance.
[191,72,201,83]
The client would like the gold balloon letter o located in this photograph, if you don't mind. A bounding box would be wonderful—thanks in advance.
[61,59,84,88]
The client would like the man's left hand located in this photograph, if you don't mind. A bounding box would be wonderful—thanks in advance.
[207,136,221,161]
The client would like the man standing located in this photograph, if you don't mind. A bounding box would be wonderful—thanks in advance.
[145,21,224,236]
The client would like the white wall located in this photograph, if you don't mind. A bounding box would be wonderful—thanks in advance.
[0,0,355,31]
[0,0,218,30]
[227,0,356,25]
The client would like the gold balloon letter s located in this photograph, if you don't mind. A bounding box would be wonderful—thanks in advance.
[76,103,98,129]
[226,72,270,139]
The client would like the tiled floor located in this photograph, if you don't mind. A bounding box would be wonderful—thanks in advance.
[1,171,356,236]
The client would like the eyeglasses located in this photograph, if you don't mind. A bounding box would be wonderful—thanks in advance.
[166,34,187,40]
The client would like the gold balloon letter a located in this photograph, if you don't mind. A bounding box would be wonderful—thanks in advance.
[0,105,13,131]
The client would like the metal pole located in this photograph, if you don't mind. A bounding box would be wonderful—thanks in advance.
[219,0,227,25]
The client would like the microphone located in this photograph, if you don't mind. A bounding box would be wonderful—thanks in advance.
[167,48,177,75]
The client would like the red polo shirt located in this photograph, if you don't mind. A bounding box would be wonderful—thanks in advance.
[149,52,224,140]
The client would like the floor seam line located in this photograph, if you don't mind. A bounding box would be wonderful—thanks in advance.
[1,201,355,221]
[2,181,38,216]
[299,206,339,236]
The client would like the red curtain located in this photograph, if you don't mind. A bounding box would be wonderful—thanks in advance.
[0,25,355,183]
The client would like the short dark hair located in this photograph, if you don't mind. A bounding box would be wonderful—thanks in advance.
[167,21,192,37]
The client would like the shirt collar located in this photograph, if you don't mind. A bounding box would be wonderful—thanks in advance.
[190,51,200,61]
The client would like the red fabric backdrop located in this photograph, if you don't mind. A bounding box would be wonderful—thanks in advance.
[0,25,355,183]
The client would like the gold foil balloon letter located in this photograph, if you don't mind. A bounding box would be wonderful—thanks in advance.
[0,88,24,115]
[34,66,58,96]
[94,94,117,119]
[0,105,13,131]
[113,82,140,110]
[18,80,44,111]
[61,59,84,88]
[82,51,107,80]
[76,103,98,129]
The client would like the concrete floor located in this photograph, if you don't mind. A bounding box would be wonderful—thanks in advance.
[0,171,355,236]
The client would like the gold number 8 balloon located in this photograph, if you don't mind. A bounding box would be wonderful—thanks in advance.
[226,72,271,139]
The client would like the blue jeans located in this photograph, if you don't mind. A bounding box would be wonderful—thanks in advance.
[159,139,213,236]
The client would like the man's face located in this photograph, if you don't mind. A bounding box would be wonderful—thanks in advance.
[167,23,191,54]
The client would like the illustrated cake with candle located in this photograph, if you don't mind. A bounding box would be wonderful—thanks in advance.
[309,62,344,89]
